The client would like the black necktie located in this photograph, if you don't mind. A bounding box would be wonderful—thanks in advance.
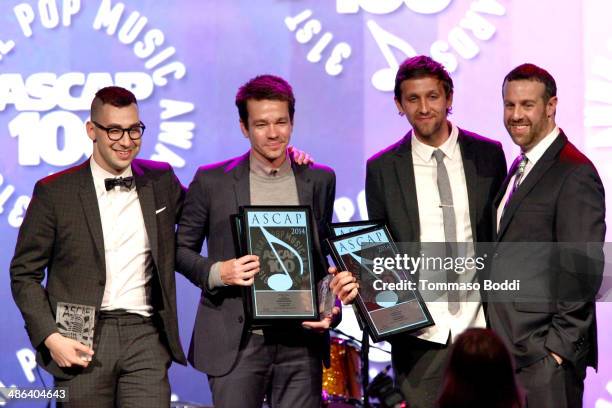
[104,176,134,191]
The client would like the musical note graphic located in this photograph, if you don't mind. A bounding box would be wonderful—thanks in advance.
[348,251,400,307]
[260,226,304,291]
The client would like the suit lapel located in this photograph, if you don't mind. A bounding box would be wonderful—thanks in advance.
[497,133,567,240]
[133,161,159,266]
[232,152,251,209]
[494,156,520,209]
[393,133,420,241]
[293,160,313,207]
[457,131,479,240]
[492,155,519,241]
[78,161,106,278]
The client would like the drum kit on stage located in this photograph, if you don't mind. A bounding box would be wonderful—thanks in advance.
[322,337,363,407]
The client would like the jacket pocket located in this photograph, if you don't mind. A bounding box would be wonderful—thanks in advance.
[513,301,557,313]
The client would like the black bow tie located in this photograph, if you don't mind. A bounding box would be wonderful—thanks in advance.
[104,176,134,191]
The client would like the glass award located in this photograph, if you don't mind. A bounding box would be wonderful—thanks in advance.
[317,274,335,319]
[327,225,433,342]
[55,302,96,349]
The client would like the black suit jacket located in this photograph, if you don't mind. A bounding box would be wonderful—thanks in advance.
[487,132,606,370]
[366,128,507,248]
[365,128,507,341]
[175,152,336,376]
[10,159,187,378]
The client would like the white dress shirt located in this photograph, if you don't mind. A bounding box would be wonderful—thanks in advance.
[496,126,560,232]
[90,157,153,316]
[411,123,486,344]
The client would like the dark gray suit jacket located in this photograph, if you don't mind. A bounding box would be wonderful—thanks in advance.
[365,128,507,342]
[366,128,507,249]
[10,159,187,379]
[487,132,605,370]
[176,152,336,376]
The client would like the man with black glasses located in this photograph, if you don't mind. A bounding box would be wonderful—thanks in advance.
[10,86,186,407]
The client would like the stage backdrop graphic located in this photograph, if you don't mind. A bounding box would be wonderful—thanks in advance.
[0,1,610,406]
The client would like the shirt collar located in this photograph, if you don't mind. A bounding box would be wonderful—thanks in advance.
[523,126,560,166]
[90,156,133,194]
[249,150,292,177]
[411,121,459,162]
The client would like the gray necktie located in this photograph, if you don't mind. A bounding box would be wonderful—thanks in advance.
[503,153,528,212]
[433,149,459,313]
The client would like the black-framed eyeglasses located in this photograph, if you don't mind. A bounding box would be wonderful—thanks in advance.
[92,120,146,141]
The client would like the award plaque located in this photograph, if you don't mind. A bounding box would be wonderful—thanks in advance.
[55,302,96,348]
[327,226,433,342]
[240,206,318,322]
[330,220,383,237]
[330,220,385,330]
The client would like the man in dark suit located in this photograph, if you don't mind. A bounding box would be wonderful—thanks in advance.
[487,63,605,407]
[175,74,337,408]
[331,56,507,408]
[10,86,186,407]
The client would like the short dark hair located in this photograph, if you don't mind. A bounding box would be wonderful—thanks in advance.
[91,86,137,120]
[503,63,557,101]
[394,55,454,103]
[235,75,295,128]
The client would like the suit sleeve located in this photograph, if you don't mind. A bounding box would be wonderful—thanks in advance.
[168,165,186,223]
[10,181,58,348]
[365,160,386,221]
[321,170,342,327]
[544,164,606,363]
[312,169,336,278]
[494,142,508,193]
[175,170,219,296]
[321,170,336,253]
[481,142,508,281]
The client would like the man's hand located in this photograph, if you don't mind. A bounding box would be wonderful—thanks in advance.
[44,332,94,368]
[288,146,313,165]
[329,266,359,305]
[220,255,260,286]
[302,306,341,332]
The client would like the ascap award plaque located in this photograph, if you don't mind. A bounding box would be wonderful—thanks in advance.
[239,206,318,322]
[330,220,383,237]
[327,225,433,342]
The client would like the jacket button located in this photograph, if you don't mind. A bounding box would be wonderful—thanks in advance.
[238,316,244,323]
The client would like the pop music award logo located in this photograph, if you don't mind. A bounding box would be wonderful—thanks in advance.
[0,0,196,229]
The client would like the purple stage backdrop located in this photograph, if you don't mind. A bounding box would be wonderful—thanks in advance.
[0,1,610,406]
